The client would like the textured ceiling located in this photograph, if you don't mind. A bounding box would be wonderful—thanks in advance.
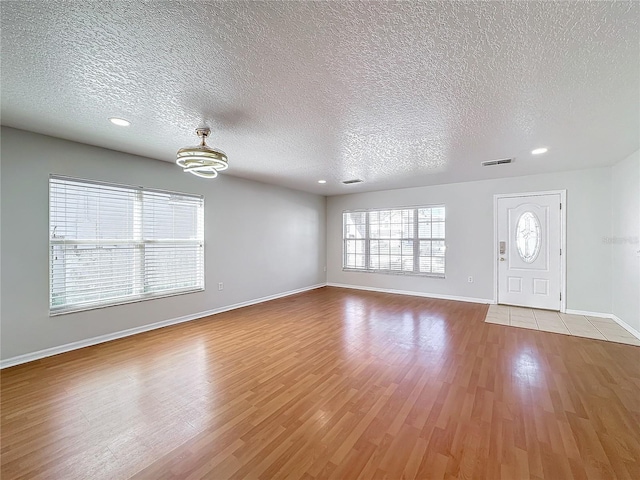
[1,1,638,195]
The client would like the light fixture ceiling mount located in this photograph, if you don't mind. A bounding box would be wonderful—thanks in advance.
[176,127,228,179]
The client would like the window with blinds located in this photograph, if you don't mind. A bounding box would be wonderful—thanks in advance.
[343,205,445,276]
[49,175,204,315]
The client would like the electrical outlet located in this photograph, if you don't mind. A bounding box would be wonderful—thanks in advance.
[218,282,223,291]
[468,276,473,283]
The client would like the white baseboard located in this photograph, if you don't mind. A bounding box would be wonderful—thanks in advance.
[565,309,613,318]
[565,309,640,340]
[0,283,327,369]
[326,282,492,304]
[610,315,640,340]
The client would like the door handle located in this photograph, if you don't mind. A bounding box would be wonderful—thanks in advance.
[500,257,505,261]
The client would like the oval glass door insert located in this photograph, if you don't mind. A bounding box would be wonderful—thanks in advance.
[515,212,541,263]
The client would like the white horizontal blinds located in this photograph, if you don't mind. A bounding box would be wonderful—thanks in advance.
[369,209,414,272]
[418,206,445,275]
[342,205,445,276]
[343,211,366,269]
[141,191,204,295]
[49,176,204,314]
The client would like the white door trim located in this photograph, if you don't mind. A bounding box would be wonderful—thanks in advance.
[493,190,567,312]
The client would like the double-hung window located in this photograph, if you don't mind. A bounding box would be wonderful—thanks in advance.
[49,175,204,315]
[343,205,445,276]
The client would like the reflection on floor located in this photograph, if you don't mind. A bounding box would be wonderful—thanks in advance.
[485,304,640,346]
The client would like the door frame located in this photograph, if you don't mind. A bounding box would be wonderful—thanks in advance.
[493,190,567,312]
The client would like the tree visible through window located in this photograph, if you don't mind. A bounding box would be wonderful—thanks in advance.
[49,175,204,315]
[343,205,445,276]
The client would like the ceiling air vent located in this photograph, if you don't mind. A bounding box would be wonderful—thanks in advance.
[481,158,514,167]
[342,179,363,185]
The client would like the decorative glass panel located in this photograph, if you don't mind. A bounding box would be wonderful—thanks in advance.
[516,212,541,263]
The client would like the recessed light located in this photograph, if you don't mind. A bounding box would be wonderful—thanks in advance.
[318,180,327,184]
[109,117,130,127]
[531,147,548,155]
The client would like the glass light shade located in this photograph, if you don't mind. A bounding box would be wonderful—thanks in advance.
[176,131,228,178]
[182,163,218,178]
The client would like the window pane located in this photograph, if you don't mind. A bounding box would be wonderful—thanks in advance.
[142,192,199,240]
[402,257,414,271]
[418,208,431,221]
[432,257,445,274]
[145,244,201,293]
[53,245,136,307]
[432,240,446,256]
[346,239,364,254]
[402,223,414,238]
[347,211,366,225]
[432,222,445,238]
[419,257,432,273]
[432,207,445,222]
[50,183,135,240]
[418,222,431,238]
[420,240,432,256]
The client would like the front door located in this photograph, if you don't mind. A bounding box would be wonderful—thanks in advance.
[497,193,562,310]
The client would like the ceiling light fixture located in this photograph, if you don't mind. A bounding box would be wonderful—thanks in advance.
[176,127,228,179]
[318,180,327,184]
[531,147,548,155]
[109,117,130,127]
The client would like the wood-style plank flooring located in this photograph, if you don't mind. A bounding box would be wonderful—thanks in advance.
[1,287,639,479]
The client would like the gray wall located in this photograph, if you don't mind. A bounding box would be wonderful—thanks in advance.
[1,125,635,362]
[0,127,327,360]
[327,168,613,314]
[612,150,640,331]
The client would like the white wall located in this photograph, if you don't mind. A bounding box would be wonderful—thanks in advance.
[611,150,640,331]
[0,127,327,361]
[327,168,613,313]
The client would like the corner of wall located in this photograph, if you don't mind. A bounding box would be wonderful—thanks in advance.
[610,149,640,333]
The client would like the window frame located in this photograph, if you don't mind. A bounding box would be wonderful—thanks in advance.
[49,175,205,316]
[342,205,446,278]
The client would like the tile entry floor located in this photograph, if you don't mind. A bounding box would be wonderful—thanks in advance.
[485,304,640,346]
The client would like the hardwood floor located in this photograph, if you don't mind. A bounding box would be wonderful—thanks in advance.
[1,286,639,479]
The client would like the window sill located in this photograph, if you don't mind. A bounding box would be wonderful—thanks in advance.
[342,268,445,279]
[49,287,205,317]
